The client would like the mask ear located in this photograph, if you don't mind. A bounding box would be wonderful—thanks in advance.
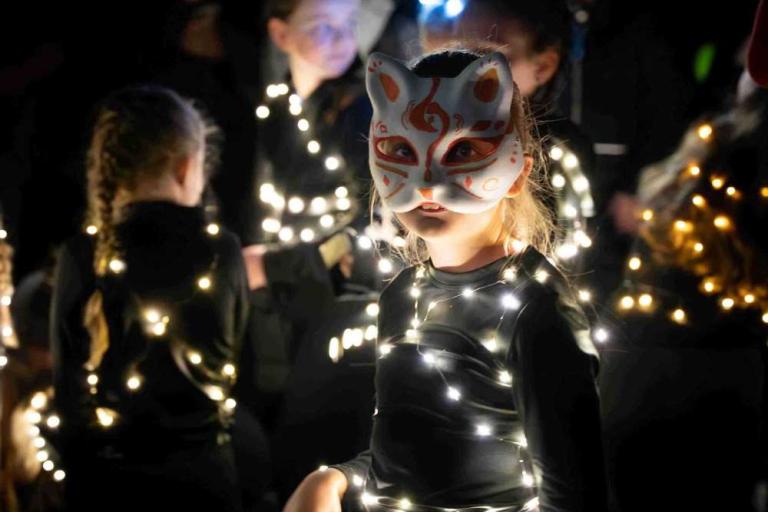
[366,52,415,113]
[452,51,515,122]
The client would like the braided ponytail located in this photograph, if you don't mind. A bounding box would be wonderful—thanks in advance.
[81,86,211,371]
[84,111,123,370]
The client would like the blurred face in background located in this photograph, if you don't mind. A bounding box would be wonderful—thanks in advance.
[269,0,361,88]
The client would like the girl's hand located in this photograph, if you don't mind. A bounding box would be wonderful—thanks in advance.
[283,468,348,512]
[241,244,268,290]
[609,192,641,235]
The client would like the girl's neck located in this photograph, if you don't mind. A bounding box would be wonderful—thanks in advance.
[426,239,509,273]
[123,182,185,207]
[289,58,323,99]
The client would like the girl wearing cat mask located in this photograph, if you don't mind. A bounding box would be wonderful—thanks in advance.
[284,50,607,512]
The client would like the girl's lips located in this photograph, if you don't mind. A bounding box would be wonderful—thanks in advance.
[417,202,446,213]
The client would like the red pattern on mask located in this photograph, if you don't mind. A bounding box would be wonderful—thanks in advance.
[408,77,449,183]
[470,120,492,131]
[473,68,500,102]
[379,73,400,102]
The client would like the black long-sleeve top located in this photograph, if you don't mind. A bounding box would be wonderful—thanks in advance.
[253,61,372,247]
[51,201,249,455]
[333,248,607,511]
[236,66,374,401]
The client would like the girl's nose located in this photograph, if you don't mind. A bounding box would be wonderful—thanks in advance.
[418,188,433,200]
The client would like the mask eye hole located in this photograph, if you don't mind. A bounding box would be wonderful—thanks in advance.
[374,136,418,165]
[442,136,503,165]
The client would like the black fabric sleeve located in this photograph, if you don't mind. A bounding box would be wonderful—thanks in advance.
[221,232,250,361]
[262,242,335,355]
[329,449,372,485]
[508,292,607,512]
[262,242,328,287]
[49,239,91,430]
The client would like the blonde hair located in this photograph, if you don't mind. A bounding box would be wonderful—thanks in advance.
[83,85,212,369]
[372,50,557,266]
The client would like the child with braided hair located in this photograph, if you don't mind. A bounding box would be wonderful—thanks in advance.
[51,85,248,511]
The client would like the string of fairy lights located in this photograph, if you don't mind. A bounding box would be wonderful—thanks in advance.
[81,220,239,432]
[318,460,535,512]
[255,84,360,248]
[255,83,410,283]
[0,221,18,364]
[21,388,66,482]
[327,301,380,364]
[8,218,240,486]
[0,221,66,481]
[615,119,768,327]
[323,254,599,510]
[547,141,595,262]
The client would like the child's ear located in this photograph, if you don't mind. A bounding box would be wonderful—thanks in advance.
[507,155,533,197]
[267,17,290,52]
[533,48,560,86]
[174,155,193,186]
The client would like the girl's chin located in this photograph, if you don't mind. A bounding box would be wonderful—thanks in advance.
[314,55,355,78]
[398,214,454,239]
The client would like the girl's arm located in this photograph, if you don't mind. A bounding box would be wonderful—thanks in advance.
[50,239,91,428]
[283,466,347,512]
[509,292,608,512]
[224,233,250,358]
[329,448,371,486]
[281,441,369,512]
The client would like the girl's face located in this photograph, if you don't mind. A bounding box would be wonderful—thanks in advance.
[366,52,525,215]
[273,0,360,82]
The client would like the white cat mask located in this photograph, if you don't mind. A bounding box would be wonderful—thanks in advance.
[366,51,524,214]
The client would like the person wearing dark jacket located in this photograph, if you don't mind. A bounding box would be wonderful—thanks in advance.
[237,0,372,417]
[50,85,249,512]
[603,67,768,512]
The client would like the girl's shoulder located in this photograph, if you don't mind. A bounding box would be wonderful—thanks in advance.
[379,264,419,303]
[206,227,243,264]
[207,227,247,288]
[512,248,596,358]
[514,247,576,304]
[58,232,96,275]
[57,218,245,289]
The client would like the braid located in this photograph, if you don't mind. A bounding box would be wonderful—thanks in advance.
[88,111,123,276]
[84,111,124,369]
[93,155,120,276]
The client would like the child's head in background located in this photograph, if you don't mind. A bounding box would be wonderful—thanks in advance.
[420,0,570,103]
[267,0,361,97]
[86,85,211,276]
[366,50,554,265]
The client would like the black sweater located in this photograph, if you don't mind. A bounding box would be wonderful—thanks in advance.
[333,248,607,511]
[51,201,249,454]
